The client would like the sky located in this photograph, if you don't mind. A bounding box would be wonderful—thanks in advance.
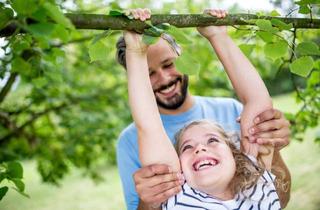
[211,0,275,11]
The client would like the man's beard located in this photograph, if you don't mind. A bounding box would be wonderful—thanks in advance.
[154,75,189,110]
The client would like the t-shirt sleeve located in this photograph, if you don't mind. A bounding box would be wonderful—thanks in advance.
[117,131,140,210]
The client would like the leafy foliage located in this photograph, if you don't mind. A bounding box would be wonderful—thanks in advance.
[0,0,319,202]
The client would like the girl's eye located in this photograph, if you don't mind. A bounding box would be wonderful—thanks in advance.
[208,137,219,144]
[181,145,193,153]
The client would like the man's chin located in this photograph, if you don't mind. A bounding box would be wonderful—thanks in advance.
[156,94,185,110]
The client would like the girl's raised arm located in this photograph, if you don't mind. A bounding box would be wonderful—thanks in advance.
[125,30,180,172]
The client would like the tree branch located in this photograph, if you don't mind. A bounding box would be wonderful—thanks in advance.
[1,13,320,37]
[0,72,18,104]
[0,103,67,145]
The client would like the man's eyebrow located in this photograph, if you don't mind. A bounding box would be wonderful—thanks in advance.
[160,57,175,64]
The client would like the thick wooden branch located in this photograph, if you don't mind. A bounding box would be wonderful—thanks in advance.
[1,13,319,37]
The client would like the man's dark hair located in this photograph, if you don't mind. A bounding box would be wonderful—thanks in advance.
[115,33,181,69]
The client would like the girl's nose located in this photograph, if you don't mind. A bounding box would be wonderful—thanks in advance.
[195,143,207,154]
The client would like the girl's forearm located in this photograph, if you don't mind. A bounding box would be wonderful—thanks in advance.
[126,51,180,171]
[208,34,273,165]
[208,35,272,107]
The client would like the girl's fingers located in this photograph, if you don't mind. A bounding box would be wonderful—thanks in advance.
[136,8,145,20]
[204,9,227,18]
[143,8,151,18]
[128,8,151,21]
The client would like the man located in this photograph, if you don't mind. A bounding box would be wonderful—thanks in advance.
[116,8,291,210]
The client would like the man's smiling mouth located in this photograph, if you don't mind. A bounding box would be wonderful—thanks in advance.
[158,83,176,94]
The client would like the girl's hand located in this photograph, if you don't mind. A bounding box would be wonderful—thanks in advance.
[123,8,151,53]
[197,9,228,40]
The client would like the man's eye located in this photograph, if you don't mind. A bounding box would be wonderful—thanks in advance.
[163,63,173,68]
[182,145,192,152]
[208,137,219,144]
[149,71,155,76]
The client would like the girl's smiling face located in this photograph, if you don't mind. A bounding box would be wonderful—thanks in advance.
[178,123,236,198]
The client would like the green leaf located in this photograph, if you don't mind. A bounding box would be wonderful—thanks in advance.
[52,24,70,43]
[109,2,122,10]
[42,2,75,29]
[11,178,25,192]
[299,5,311,14]
[11,35,31,54]
[296,0,320,6]
[32,77,48,88]
[142,34,160,45]
[30,7,48,22]
[296,41,320,56]
[0,186,8,201]
[155,23,171,30]
[256,12,265,18]
[271,19,293,30]
[167,26,192,45]
[270,10,281,17]
[91,30,112,45]
[289,56,314,77]
[88,41,108,62]
[0,7,14,30]
[7,161,23,179]
[314,59,320,70]
[26,23,55,37]
[144,26,163,37]
[264,41,288,61]
[175,51,200,75]
[11,57,32,75]
[11,0,37,16]
[109,10,124,16]
[256,19,278,33]
[239,44,255,56]
[256,31,274,43]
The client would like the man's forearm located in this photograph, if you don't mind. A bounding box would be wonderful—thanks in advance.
[272,150,291,208]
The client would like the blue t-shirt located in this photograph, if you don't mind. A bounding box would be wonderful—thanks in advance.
[116,96,243,210]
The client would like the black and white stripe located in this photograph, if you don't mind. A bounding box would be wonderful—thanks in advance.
[163,171,281,210]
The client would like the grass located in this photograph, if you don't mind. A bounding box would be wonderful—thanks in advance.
[0,93,319,210]
[0,162,125,210]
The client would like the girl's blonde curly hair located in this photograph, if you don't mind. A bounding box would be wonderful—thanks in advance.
[174,119,264,196]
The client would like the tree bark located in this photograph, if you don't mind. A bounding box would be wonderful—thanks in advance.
[1,13,319,37]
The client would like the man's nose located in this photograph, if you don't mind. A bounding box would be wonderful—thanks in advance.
[157,69,171,83]
[195,144,207,154]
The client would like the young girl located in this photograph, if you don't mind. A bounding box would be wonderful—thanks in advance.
[124,8,281,210]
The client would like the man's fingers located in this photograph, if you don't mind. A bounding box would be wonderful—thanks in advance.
[151,179,183,195]
[256,137,290,149]
[146,172,182,187]
[134,164,171,180]
[254,129,290,139]
[254,109,282,124]
[249,119,282,134]
[146,186,182,205]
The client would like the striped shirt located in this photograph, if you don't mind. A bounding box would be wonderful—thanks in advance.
[163,170,281,210]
